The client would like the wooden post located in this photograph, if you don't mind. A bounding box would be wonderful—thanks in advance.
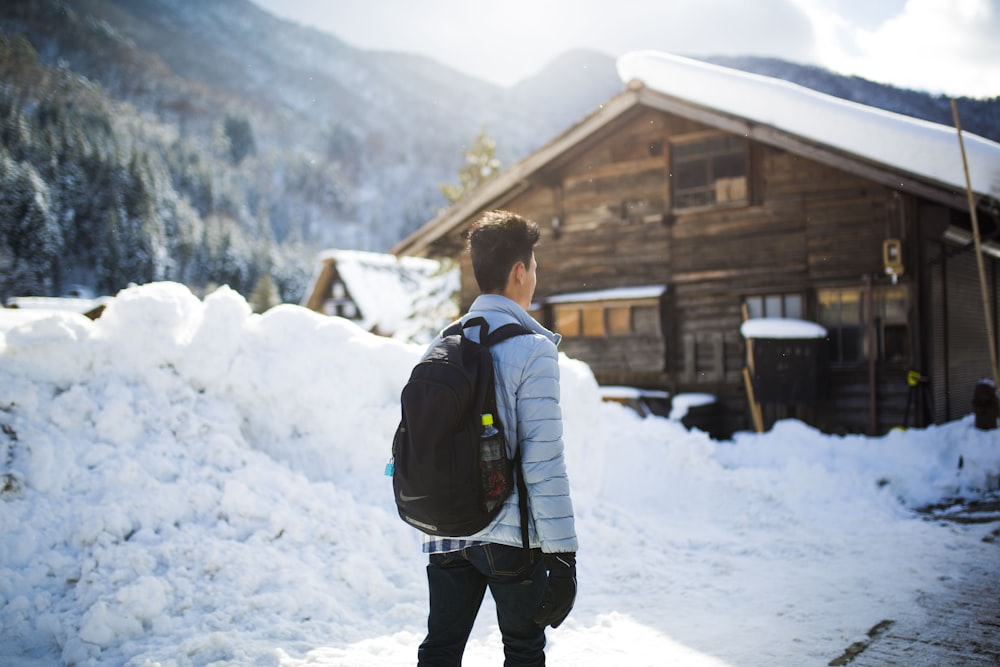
[743,367,765,433]
[951,100,1000,391]
[741,302,765,432]
[866,274,877,435]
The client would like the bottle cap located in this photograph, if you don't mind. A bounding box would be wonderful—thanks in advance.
[481,413,494,426]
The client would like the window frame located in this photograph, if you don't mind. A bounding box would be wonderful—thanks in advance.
[670,132,750,212]
[552,298,656,340]
[743,292,804,320]
[555,307,582,337]
[816,284,911,366]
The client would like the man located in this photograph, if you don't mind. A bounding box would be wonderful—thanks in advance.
[417,210,578,666]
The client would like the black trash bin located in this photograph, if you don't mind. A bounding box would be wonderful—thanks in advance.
[972,379,998,430]
[742,319,830,405]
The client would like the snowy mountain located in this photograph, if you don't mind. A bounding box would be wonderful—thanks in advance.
[1,0,996,303]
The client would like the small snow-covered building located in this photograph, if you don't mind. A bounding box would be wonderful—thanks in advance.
[5,295,112,320]
[301,249,458,342]
[393,51,1000,437]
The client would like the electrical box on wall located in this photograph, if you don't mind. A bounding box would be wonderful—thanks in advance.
[883,239,904,278]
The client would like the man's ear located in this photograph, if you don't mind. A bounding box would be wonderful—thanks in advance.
[509,260,525,286]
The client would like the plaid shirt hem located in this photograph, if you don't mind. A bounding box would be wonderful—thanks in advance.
[422,536,488,554]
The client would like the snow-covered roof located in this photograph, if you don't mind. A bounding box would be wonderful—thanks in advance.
[314,249,458,338]
[0,308,93,333]
[741,317,828,340]
[599,385,670,400]
[394,51,999,258]
[617,51,1000,199]
[546,284,667,304]
[6,296,112,314]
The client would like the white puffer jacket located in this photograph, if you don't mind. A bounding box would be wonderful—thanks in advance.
[455,294,578,554]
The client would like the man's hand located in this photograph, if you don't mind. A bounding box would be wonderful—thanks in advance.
[533,552,576,628]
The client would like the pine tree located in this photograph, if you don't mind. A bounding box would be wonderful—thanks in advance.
[439,127,501,204]
[95,204,124,293]
[0,150,63,299]
[223,114,256,165]
[248,273,280,313]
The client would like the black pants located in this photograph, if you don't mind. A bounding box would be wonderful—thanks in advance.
[418,544,547,667]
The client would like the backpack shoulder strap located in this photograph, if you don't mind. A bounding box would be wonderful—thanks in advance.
[485,323,534,347]
[442,317,531,347]
[442,316,489,341]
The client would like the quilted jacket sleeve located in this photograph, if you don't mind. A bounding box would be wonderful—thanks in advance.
[511,336,578,553]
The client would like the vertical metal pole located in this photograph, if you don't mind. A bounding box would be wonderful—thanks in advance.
[951,100,1000,390]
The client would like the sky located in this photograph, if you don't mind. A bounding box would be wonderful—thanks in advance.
[250,0,1000,99]
[1,281,998,666]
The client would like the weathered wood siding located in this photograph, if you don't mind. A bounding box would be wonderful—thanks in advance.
[440,106,991,437]
[665,120,909,435]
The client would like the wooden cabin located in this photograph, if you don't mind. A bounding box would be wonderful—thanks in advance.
[393,53,1000,438]
[5,295,111,320]
[301,249,458,341]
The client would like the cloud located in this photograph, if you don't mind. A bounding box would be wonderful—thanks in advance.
[570,0,819,62]
[251,0,999,97]
[821,0,1000,97]
[387,0,820,85]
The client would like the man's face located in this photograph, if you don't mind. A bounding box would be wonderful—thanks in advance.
[503,251,537,310]
[524,252,537,303]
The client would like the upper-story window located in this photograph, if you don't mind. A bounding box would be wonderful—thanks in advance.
[671,134,749,210]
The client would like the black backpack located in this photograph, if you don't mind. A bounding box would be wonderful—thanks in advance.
[391,316,532,538]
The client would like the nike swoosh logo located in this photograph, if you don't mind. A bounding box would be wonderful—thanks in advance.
[398,493,430,502]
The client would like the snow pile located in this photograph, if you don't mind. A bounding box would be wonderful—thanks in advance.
[1,282,998,666]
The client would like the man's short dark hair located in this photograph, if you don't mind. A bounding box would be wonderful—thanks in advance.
[467,210,540,294]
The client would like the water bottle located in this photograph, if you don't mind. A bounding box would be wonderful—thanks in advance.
[480,413,507,510]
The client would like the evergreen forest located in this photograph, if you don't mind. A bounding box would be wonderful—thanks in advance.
[1,0,997,309]
[0,32,328,305]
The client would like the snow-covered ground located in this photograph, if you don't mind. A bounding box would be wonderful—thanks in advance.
[1,282,997,666]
